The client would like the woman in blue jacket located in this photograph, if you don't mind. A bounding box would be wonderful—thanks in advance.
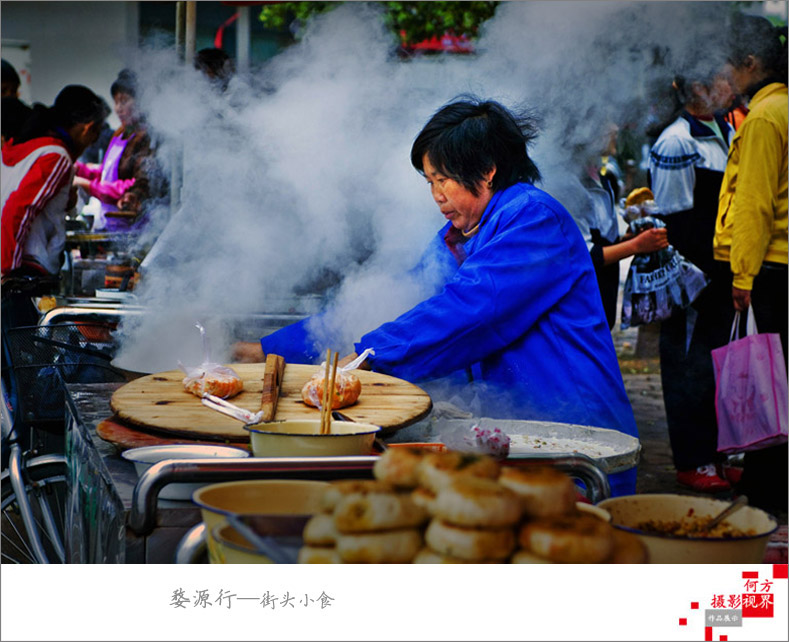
[235,98,637,470]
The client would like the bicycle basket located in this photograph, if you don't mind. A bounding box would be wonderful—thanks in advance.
[3,323,127,428]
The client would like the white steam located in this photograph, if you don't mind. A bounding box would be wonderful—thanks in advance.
[113,1,732,374]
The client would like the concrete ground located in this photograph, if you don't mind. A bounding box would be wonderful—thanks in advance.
[614,323,788,562]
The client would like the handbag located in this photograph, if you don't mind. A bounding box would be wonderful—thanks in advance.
[712,307,788,454]
[620,217,709,329]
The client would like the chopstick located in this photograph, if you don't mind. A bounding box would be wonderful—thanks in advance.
[320,349,339,435]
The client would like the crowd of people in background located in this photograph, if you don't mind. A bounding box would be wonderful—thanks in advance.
[1,11,787,510]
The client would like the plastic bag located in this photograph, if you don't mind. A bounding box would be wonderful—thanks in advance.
[301,348,374,408]
[178,323,243,399]
[712,308,788,454]
[620,216,708,329]
[439,423,511,459]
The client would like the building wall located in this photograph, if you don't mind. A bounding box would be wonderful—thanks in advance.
[1,1,139,128]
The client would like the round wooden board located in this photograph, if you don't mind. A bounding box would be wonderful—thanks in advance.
[110,363,432,440]
[96,417,253,452]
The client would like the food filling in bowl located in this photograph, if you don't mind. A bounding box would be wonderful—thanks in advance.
[635,516,757,539]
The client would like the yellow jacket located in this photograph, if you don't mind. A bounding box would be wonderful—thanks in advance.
[714,82,788,290]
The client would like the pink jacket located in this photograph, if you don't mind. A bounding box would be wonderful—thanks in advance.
[74,160,135,205]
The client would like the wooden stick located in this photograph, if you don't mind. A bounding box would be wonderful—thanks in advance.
[325,351,339,435]
[321,349,331,435]
[259,353,285,422]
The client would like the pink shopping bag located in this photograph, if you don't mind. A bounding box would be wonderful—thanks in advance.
[712,307,788,454]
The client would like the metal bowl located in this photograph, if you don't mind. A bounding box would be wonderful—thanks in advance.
[244,419,381,457]
[121,444,249,500]
[598,493,778,563]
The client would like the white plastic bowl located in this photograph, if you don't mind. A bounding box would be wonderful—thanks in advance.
[121,444,249,500]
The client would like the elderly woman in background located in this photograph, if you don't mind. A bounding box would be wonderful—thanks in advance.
[73,69,153,231]
[712,14,788,513]
[235,98,638,492]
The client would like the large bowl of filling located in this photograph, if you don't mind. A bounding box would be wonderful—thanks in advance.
[598,494,778,563]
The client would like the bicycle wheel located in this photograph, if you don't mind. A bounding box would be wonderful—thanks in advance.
[1,459,67,564]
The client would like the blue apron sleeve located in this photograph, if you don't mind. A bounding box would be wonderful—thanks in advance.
[356,201,583,381]
[259,316,322,364]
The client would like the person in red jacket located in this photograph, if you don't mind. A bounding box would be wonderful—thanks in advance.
[1,85,108,325]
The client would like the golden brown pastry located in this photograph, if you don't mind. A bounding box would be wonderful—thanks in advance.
[606,528,650,564]
[332,491,429,533]
[301,370,361,409]
[302,514,339,547]
[424,518,515,562]
[498,466,577,519]
[432,477,521,528]
[417,451,501,494]
[319,480,394,513]
[183,367,243,399]
[335,528,423,563]
[518,514,615,564]
[373,447,426,488]
[297,546,343,564]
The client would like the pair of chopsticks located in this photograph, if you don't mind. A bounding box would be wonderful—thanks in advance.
[320,349,339,435]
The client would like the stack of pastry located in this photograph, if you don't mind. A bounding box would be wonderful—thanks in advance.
[298,479,428,563]
[300,449,648,564]
[499,466,648,564]
[374,449,519,563]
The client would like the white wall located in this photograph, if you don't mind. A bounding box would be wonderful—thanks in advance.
[1,1,140,129]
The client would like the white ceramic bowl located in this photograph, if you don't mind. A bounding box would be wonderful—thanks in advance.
[121,444,249,500]
[598,493,778,564]
[244,419,380,457]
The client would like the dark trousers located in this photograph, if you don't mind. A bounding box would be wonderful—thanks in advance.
[660,272,733,470]
[740,263,788,513]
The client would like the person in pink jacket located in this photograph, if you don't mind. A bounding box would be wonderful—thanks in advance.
[73,69,153,232]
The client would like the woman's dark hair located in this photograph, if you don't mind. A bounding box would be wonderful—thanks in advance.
[728,13,788,84]
[1,59,21,95]
[111,68,138,98]
[411,96,541,195]
[14,84,109,145]
[1,96,32,140]
[195,48,234,91]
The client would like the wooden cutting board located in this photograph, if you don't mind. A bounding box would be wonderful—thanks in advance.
[96,417,252,452]
[110,363,432,441]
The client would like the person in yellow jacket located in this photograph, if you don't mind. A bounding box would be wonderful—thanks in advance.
[713,13,787,513]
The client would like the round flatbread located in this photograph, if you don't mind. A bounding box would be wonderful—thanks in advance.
[298,546,343,564]
[518,514,615,564]
[498,466,577,518]
[336,528,423,563]
[302,514,338,546]
[373,447,425,488]
[319,479,394,513]
[417,451,500,494]
[424,518,515,562]
[333,491,429,533]
[432,476,521,527]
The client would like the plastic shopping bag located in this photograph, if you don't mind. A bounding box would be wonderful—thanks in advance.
[620,216,708,329]
[712,308,788,454]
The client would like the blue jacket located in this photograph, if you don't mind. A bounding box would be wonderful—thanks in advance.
[260,182,637,437]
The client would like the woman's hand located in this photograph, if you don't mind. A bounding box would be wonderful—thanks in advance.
[231,341,265,363]
[339,352,372,370]
[631,227,668,254]
[73,176,91,191]
[117,191,139,212]
[732,287,751,312]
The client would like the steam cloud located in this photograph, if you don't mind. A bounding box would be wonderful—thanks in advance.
[113,1,732,376]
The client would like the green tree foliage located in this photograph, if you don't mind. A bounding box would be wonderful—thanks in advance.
[258,1,500,44]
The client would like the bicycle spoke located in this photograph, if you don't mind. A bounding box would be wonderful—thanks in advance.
[2,505,37,563]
